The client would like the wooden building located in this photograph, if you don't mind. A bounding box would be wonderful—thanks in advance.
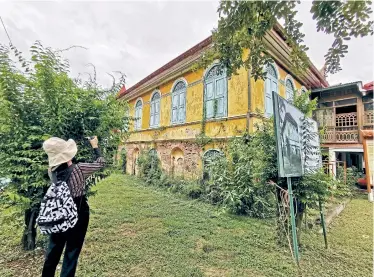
[312,81,374,176]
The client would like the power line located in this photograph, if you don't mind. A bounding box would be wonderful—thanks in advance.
[0,16,13,45]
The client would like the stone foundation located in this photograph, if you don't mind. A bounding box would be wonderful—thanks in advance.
[124,141,205,178]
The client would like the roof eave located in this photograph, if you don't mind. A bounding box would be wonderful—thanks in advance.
[311,81,367,96]
[119,26,329,101]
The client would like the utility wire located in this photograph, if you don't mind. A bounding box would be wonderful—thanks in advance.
[0,16,13,45]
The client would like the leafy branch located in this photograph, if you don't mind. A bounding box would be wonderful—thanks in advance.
[198,1,373,80]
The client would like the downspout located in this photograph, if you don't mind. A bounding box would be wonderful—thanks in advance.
[247,68,252,132]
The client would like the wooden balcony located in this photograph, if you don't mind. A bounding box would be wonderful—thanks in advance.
[363,111,374,129]
[321,126,359,143]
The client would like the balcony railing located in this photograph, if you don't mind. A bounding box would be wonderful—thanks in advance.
[321,126,359,143]
[364,111,374,127]
[336,112,357,127]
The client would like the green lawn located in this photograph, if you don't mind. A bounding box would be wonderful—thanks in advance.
[0,174,372,277]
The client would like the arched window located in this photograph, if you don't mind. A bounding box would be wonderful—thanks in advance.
[134,99,142,130]
[149,148,157,157]
[204,64,227,119]
[148,149,159,170]
[285,76,296,102]
[171,80,187,124]
[265,63,279,117]
[203,149,224,181]
[132,148,140,175]
[171,147,184,177]
[150,91,161,128]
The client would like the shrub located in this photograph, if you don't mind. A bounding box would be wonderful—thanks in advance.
[204,124,277,218]
[137,150,162,185]
[333,166,363,197]
[0,42,128,250]
[182,181,203,199]
[294,169,334,207]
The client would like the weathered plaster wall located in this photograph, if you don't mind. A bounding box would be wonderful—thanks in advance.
[127,64,249,143]
[127,117,247,143]
[125,59,307,176]
[125,141,203,178]
[249,62,304,132]
[250,63,303,115]
[228,66,249,116]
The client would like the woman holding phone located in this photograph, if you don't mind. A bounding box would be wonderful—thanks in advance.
[41,136,105,277]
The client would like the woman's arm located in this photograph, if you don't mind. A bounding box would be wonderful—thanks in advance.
[48,168,52,180]
[78,137,106,179]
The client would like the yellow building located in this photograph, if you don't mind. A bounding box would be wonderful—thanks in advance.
[118,25,328,177]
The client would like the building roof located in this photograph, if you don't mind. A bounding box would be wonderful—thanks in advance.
[118,85,127,96]
[117,37,212,99]
[363,81,373,91]
[282,112,298,134]
[118,24,329,100]
[311,81,368,96]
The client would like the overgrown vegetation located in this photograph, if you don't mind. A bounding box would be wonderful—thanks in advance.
[198,1,373,79]
[2,174,371,277]
[203,124,277,218]
[334,166,363,198]
[0,42,129,250]
[136,89,356,247]
[137,150,203,199]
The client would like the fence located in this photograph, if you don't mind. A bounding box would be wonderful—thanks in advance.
[322,161,347,184]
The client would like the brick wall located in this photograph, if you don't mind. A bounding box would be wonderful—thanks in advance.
[124,141,203,178]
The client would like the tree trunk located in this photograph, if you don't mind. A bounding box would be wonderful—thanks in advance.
[295,201,306,247]
[22,208,37,251]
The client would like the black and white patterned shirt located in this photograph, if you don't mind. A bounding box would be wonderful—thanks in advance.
[51,149,105,198]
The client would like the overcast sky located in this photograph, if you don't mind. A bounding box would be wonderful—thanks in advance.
[0,1,373,89]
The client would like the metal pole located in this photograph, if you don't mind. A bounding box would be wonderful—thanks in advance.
[287,177,300,263]
[344,161,347,185]
[319,199,328,249]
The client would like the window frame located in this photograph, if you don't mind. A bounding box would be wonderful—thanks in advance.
[150,90,161,128]
[300,86,307,95]
[202,149,224,180]
[264,61,279,117]
[285,74,296,103]
[170,78,187,125]
[203,63,228,120]
[134,98,143,130]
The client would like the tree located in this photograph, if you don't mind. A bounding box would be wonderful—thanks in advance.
[200,1,373,80]
[0,41,129,250]
[203,89,335,248]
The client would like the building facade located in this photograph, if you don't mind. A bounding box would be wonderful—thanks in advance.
[312,81,374,176]
[118,25,328,177]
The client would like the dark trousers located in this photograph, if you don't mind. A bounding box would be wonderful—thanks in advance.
[42,201,89,277]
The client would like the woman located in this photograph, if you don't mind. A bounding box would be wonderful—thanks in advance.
[42,136,105,277]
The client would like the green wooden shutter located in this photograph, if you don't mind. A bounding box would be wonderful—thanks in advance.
[215,77,226,117]
[178,90,185,123]
[172,92,178,124]
[155,99,160,126]
[205,81,214,119]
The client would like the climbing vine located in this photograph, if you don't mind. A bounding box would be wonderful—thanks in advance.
[195,91,212,148]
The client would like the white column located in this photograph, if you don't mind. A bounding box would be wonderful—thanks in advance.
[329,148,337,179]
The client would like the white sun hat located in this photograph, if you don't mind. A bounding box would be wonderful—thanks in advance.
[43,137,78,170]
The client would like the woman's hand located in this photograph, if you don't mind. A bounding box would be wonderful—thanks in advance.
[89,136,99,148]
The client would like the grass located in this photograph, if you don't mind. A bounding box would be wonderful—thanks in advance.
[0,174,372,276]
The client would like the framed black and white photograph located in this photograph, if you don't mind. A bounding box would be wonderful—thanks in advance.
[273,91,322,177]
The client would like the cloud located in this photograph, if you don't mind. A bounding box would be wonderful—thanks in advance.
[0,1,372,89]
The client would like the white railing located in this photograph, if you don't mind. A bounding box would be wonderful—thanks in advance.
[321,126,359,143]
